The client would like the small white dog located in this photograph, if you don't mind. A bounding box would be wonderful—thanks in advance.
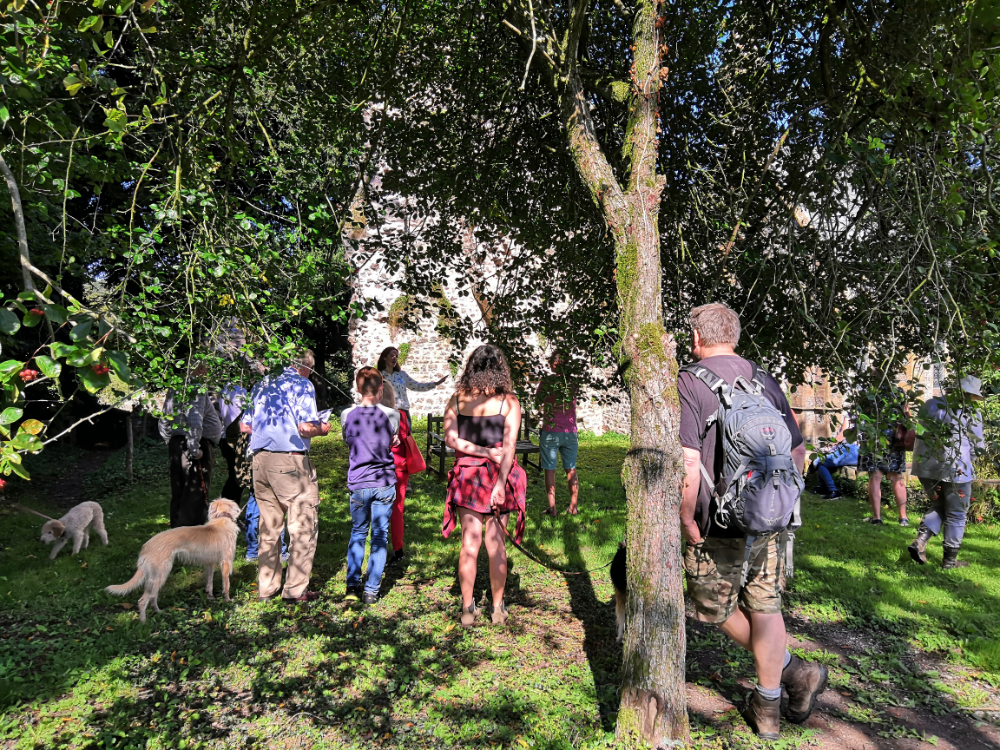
[39,501,108,560]
[106,498,240,622]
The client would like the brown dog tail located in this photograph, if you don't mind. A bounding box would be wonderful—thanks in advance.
[105,568,144,596]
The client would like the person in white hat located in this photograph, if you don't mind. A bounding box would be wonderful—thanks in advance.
[908,375,986,569]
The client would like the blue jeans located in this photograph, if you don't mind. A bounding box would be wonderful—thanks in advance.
[347,486,395,594]
[245,494,287,558]
[814,443,859,494]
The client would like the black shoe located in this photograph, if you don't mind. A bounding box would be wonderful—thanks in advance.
[362,591,379,605]
[866,517,884,525]
[393,549,406,565]
[819,490,841,500]
[908,523,933,565]
[344,586,362,602]
[942,545,969,569]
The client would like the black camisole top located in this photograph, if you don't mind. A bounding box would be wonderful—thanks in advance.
[456,396,507,447]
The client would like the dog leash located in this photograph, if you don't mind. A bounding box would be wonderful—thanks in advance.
[14,504,55,521]
[490,508,616,577]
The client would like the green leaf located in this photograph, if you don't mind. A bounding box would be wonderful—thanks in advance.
[0,106,9,126]
[0,308,20,335]
[50,342,79,359]
[35,356,61,379]
[40,304,68,325]
[78,15,103,32]
[9,461,30,480]
[69,319,94,341]
[79,367,110,394]
[68,348,102,368]
[105,350,130,382]
[104,30,114,48]
[18,419,44,436]
[0,407,23,425]
[22,309,42,328]
[11,431,41,451]
[0,361,25,378]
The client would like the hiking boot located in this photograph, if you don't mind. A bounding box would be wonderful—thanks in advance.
[741,690,781,740]
[908,523,933,565]
[781,655,829,724]
[459,603,479,628]
[487,600,509,625]
[344,586,362,602]
[362,590,379,605]
[392,549,406,565]
[942,545,969,569]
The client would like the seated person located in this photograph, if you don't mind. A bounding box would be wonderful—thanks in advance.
[810,417,858,499]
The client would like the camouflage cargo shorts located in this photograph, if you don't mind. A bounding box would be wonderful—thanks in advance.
[684,533,785,624]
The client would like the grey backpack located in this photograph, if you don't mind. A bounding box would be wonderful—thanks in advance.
[684,363,804,537]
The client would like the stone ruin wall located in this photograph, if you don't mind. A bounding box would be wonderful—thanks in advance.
[788,356,940,445]
[347,261,631,435]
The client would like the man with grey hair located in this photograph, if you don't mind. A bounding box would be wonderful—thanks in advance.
[908,375,986,569]
[241,349,330,603]
[679,302,827,739]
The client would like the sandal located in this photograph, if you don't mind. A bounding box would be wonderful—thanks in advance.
[566,506,579,515]
[487,600,509,625]
[542,507,558,517]
[460,603,479,628]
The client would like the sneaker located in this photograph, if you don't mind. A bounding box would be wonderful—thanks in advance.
[866,517,884,525]
[344,586,361,602]
[393,549,406,565]
[280,552,290,563]
[898,518,910,528]
[362,591,379,605]
[245,554,258,562]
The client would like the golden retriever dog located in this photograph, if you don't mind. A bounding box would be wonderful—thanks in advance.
[39,501,108,560]
[106,498,240,622]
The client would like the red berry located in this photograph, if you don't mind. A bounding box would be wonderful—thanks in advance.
[28,308,43,316]
[19,369,38,382]
[0,478,6,490]
[93,364,110,376]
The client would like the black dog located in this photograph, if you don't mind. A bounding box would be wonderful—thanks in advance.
[609,541,627,641]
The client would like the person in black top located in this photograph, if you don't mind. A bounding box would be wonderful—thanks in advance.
[678,303,827,739]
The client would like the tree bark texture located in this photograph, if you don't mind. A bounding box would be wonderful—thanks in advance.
[0,153,34,292]
[556,0,688,745]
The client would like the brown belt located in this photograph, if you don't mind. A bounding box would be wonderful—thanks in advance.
[258,449,308,455]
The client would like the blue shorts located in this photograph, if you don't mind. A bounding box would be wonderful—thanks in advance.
[539,431,579,471]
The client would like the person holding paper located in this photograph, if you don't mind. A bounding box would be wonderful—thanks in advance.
[240,348,330,604]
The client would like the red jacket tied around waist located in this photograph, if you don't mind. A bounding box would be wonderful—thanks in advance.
[443,453,527,544]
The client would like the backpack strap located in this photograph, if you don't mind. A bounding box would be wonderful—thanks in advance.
[681,364,732,410]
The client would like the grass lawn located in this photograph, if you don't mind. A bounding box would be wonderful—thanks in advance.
[1,429,999,749]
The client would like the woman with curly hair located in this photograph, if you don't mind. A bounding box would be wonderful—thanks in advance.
[442,344,527,628]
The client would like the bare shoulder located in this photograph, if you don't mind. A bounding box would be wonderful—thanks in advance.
[444,392,459,413]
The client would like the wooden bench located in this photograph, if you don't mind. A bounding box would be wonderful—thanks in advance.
[425,414,541,478]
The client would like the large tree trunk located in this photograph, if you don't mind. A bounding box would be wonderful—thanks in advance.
[557,0,688,745]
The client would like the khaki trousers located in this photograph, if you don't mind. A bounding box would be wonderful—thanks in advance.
[252,452,320,599]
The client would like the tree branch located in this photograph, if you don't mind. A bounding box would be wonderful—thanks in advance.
[0,153,34,292]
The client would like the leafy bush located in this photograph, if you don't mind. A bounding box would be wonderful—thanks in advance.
[82,437,167,501]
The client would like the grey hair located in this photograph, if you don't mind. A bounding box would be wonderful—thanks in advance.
[293,348,316,370]
[690,303,741,347]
